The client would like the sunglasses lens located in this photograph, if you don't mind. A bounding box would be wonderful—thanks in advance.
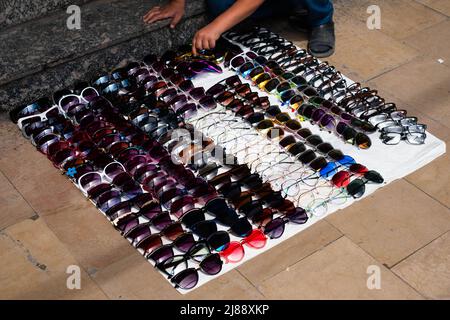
[240,62,254,74]
[286,120,302,131]
[319,162,338,178]
[174,233,196,252]
[200,254,223,275]
[356,133,372,149]
[163,223,184,241]
[343,127,357,142]
[281,90,295,102]
[332,171,351,187]
[349,164,368,174]
[277,82,291,93]
[208,231,230,251]
[306,135,323,146]
[310,157,328,171]
[246,51,258,59]
[312,109,326,122]
[364,170,384,183]
[220,241,244,263]
[347,179,366,198]
[257,120,274,130]
[245,229,267,249]
[249,67,264,78]
[170,196,195,217]
[338,155,356,166]
[247,112,265,124]
[279,135,296,148]
[206,83,225,96]
[328,149,344,161]
[288,142,306,156]
[264,104,280,116]
[205,198,229,215]
[298,150,316,164]
[287,207,309,224]
[230,217,252,237]
[317,142,333,154]
[177,80,193,92]
[189,88,206,100]
[181,209,205,228]
[172,268,199,290]
[256,73,271,85]
[264,79,280,92]
[231,56,245,68]
[137,234,162,254]
[303,105,316,119]
[297,128,312,139]
[336,122,348,135]
[199,96,217,109]
[291,76,307,86]
[275,113,290,123]
[148,245,173,264]
[225,75,241,88]
[264,218,285,239]
[239,200,263,219]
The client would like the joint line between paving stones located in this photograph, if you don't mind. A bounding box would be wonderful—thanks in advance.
[257,233,345,285]
[235,269,268,299]
[340,234,427,299]
[403,179,450,210]
[365,54,424,83]
[389,230,450,272]
[412,1,450,18]
[0,170,39,231]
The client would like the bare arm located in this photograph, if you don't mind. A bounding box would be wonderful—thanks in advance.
[193,0,265,54]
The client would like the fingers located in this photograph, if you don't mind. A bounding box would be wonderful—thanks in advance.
[192,34,198,55]
[147,12,171,24]
[143,6,160,23]
[192,35,216,54]
[202,39,210,50]
[170,13,183,29]
[144,7,174,24]
[208,39,216,50]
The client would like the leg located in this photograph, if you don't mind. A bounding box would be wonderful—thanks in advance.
[289,0,335,57]
[301,0,333,27]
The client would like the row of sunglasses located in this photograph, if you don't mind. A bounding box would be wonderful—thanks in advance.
[10,62,314,290]
[184,84,384,215]
[222,27,427,146]
[89,49,385,213]
[87,46,385,214]
[10,43,386,289]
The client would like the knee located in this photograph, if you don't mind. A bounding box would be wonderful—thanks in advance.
[206,0,236,18]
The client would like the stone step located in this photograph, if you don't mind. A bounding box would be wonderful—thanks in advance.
[0,0,207,112]
[0,0,91,28]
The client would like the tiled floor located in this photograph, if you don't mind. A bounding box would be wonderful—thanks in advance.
[0,0,449,300]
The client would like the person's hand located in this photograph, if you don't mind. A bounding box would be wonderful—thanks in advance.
[192,23,222,55]
[143,0,185,29]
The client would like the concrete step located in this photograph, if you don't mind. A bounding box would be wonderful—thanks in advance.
[0,0,91,28]
[0,0,207,112]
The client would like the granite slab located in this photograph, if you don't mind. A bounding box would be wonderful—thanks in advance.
[0,14,207,112]
[0,0,206,86]
[0,0,91,28]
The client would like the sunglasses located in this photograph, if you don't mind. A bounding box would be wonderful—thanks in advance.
[156,242,223,290]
